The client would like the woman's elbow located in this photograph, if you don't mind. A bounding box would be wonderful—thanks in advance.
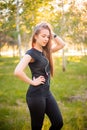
[14,68,21,77]
[61,42,65,49]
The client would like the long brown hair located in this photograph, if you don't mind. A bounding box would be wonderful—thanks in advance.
[31,22,53,76]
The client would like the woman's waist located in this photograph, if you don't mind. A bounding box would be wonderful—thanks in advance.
[26,85,50,97]
[32,73,50,83]
[32,72,50,78]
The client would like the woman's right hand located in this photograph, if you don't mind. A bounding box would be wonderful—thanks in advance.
[32,76,45,86]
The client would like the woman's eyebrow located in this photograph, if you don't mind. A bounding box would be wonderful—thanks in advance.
[41,34,50,37]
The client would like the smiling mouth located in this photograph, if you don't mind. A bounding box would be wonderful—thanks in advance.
[43,42,47,45]
[43,43,47,46]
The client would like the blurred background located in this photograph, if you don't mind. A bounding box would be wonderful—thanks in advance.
[0,0,86,58]
[0,0,87,130]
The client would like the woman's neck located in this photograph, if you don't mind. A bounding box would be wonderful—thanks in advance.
[33,44,43,52]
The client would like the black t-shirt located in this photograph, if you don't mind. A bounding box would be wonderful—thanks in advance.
[26,48,51,97]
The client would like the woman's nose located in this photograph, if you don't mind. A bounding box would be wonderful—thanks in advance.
[45,37,49,41]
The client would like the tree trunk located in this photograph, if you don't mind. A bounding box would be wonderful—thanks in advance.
[16,0,22,60]
[61,0,66,71]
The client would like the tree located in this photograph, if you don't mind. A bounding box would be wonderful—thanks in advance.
[0,0,18,56]
[16,0,22,59]
[0,0,86,57]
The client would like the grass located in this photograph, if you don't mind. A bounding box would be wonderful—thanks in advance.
[0,56,87,130]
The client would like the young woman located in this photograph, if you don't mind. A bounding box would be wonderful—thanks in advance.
[14,22,65,130]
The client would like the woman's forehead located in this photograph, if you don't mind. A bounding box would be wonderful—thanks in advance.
[40,29,50,35]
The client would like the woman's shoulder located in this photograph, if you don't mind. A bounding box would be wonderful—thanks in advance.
[25,48,34,54]
[25,48,37,59]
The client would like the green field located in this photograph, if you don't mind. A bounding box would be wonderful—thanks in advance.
[0,56,87,130]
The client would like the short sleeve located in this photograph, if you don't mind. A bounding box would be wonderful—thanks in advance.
[25,49,36,60]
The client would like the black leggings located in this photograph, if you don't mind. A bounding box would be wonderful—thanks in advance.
[26,93,63,130]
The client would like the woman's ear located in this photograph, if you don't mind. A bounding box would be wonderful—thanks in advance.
[34,34,38,40]
[33,34,37,43]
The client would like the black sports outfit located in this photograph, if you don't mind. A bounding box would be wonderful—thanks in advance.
[26,48,63,130]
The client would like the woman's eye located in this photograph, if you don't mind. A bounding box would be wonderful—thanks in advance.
[42,35,45,38]
[42,35,50,39]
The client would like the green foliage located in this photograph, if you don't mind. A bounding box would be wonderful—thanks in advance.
[0,56,87,130]
[0,0,86,50]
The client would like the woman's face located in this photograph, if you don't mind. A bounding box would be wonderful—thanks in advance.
[35,28,50,47]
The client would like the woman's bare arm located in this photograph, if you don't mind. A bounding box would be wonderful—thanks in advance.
[14,54,34,84]
[14,54,45,86]
[51,35,65,53]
